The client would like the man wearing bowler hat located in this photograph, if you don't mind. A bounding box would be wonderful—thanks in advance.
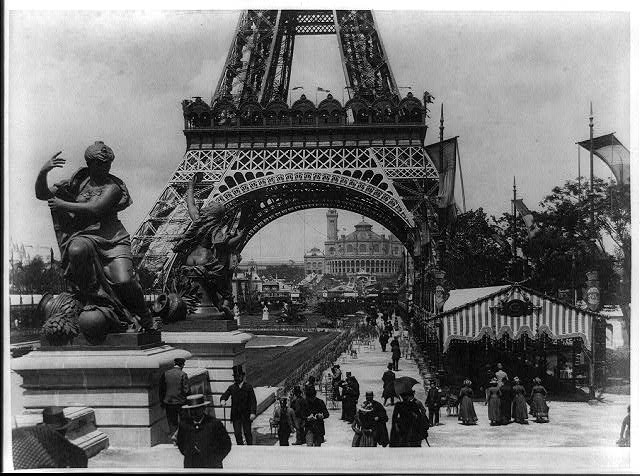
[177,394,231,468]
[159,357,190,442]
[220,364,257,445]
[12,406,88,469]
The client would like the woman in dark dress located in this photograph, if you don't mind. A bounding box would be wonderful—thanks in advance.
[529,377,549,423]
[382,363,396,406]
[486,378,501,426]
[458,379,478,425]
[511,377,529,424]
[498,377,513,425]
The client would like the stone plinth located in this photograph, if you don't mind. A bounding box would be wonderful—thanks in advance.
[12,341,191,448]
[162,330,252,429]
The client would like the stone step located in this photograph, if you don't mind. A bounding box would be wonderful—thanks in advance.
[13,407,109,458]
[71,429,110,458]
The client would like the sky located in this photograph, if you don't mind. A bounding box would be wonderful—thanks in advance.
[4,7,634,263]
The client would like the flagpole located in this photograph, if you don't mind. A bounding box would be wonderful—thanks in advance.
[589,102,594,228]
[512,177,517,280]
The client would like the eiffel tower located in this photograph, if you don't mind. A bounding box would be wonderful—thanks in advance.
[131,10,441,285]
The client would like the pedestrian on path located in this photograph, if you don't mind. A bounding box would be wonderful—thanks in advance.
[365,391,389,447]
[331,364,342,401]
[159,357,190,442]
[220,365,257,445]
[390,385,429,447]
[390,337,401,371]
[529,377,550,423]
[273,398,295,446]
[495,363,507,388]
[498,377,513,425]
[425,380,442,427]
[511,377,529,424]
[486,378,501,426]
[289,386,306,445]
[177,395,231,469]
[351,400,377,447]
[379,330,390,352]
[382,363,396,406]
[341,372,360,423]
[301,386,329,446]
[458,379,478,425]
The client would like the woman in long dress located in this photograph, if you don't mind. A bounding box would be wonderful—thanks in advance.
[458,379,478,425]
[529,377,549,423]
[486,378,501,426]
[511,377,529,424]
[352,401,377,447]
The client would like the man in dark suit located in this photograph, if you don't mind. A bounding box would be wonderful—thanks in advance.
[177,394,231,468]
[159,357,190,440]
[365,391,389,447]
[220,365,257,445]
[301,386,329,446]
[425,380,442,427]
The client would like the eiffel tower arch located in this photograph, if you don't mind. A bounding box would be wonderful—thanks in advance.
[132,10,441,286]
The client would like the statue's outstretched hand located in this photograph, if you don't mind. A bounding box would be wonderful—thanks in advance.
[41,151,65,173]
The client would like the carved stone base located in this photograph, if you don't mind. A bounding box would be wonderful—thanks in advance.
[12,339,190,447]
[40,330,163,351]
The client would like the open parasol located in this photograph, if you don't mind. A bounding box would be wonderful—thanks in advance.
[394,376,419,396]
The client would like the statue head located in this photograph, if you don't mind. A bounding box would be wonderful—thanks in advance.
[85,141,115,164]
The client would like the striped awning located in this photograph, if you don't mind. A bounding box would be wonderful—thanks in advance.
[437,285,597,352]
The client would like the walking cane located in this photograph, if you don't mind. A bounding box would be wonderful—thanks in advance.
[425,437,431,447]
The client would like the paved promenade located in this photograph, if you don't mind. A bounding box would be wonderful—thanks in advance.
[88,329,633,472]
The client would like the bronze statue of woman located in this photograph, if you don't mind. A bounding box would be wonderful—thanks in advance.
[35,142,154,340]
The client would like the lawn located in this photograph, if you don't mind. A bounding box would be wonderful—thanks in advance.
[245,331,339,387]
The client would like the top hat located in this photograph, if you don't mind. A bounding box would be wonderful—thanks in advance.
[40,407,72,431]
[345,371,352,377]
[365,391,374,398]
[174,357,186,366]
[232,365,245,377]
[182,394,212,409]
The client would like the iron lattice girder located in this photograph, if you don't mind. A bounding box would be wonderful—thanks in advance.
[215,10,399,107]
[131,144,439,275]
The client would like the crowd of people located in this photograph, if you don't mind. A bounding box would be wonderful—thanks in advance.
[451,363,550,426]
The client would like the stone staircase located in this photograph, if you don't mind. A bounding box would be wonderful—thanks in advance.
[13,407,109,458]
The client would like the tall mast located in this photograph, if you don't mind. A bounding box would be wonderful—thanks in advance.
[512,176,517,279]
[589,102,595,228]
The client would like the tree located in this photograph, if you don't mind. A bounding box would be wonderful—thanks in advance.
[441,208,512,288]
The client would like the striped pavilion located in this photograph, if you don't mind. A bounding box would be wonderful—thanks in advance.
[423,284,607,390]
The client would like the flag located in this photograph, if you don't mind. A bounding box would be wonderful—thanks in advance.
[425,137,458,224]
[577,133,630,185]
[512,199,540,239]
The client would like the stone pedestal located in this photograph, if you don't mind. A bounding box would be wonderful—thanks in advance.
[162,327,252,431]
[12,335,190,448]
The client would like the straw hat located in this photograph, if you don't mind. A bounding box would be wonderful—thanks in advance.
[182,394,212,409]
[513,376,520,383]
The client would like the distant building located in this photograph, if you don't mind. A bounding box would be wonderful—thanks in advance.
[319,209,403,277]
[304,247,325,275]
